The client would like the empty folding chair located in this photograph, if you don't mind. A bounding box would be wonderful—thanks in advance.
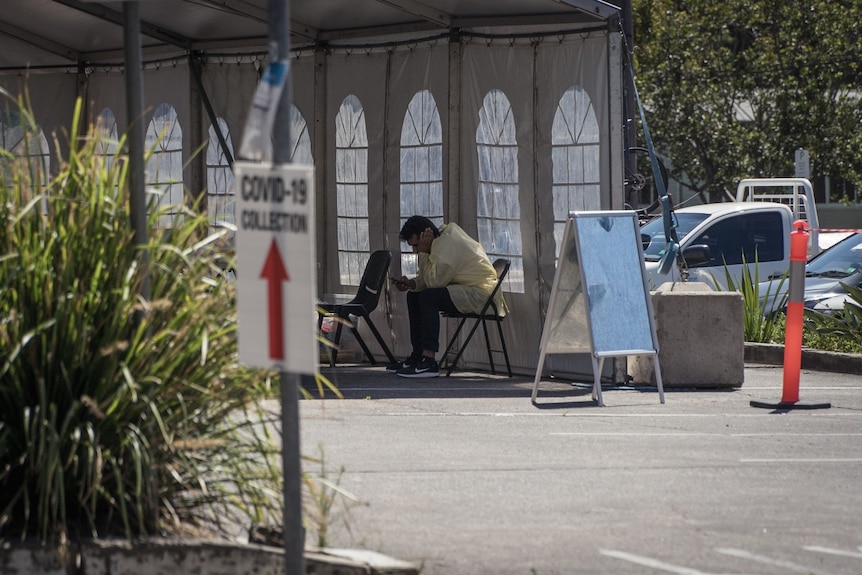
[318,250,397,367]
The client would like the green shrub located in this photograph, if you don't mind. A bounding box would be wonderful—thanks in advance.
[803,283,862,353]
[0,95,285,542]
[716,258,788,343]
[716,257,862,353]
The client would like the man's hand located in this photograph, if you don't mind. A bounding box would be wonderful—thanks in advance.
[416,227,434,254]
[392,275,414,292]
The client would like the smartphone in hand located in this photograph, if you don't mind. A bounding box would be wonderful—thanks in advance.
[390,276,408,288]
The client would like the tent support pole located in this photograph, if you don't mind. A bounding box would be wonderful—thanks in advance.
[123,2,150,305]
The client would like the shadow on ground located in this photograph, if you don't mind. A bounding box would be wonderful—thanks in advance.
[307,363,674,404]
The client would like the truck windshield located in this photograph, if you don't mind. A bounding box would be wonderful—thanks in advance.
[641,213,710,261]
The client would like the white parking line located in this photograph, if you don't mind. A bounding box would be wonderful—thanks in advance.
[715,547,838,575]
[549,432,862,437]
[372,411,862,418]
[732,433,862,436]
[740,458,862,463]
[804,545,862,559]
[551,432,716,436]
[600,549,743,575]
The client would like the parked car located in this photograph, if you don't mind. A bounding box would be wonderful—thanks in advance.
[640,202,796,289]
[639,177,826,290]
[758,232,862,315]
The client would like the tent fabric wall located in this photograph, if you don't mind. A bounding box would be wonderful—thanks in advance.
[535,34,612,377]
[0,73,78,159]
[323,51,389,292]
[460,40,539,371]
[309,31,617,374]
[0,25,621,378]
[453,33,613,375]
[199,58,262,158]
[382,44,451,352]
[88,70,130,131]
[87,65,192,162]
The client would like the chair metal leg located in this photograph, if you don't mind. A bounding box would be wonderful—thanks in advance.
[317,313,332,367]
[361,313,398,364]
[480,319,495,375]
[495,319,512,377]
[441,318,468,372]
[445,317,485,377]
[322,307,397,367]
[442,318,469,376]
[329,314,346,367]
[349,324,378,365]
[443,314,511,377]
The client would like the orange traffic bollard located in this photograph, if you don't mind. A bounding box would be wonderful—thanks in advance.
[751,220,830,411]
[781,219,809,402]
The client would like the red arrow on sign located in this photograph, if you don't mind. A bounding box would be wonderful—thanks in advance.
[260,239,290,360]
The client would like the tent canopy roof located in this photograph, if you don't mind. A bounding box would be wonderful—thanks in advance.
[1,0,620,69]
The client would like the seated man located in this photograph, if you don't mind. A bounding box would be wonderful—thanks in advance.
[388,215,507,378]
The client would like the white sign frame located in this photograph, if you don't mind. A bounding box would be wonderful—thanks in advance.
[531,211,665,406]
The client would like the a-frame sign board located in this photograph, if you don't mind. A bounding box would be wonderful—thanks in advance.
[531,211,665,406]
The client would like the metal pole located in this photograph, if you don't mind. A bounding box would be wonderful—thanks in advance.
[621,0,637,209]
[123,1,150,304]
[269,1,304,574]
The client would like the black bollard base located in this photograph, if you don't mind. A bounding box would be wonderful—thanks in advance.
[750,400,832,410]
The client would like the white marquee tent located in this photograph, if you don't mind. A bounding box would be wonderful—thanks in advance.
[0,0,632,377]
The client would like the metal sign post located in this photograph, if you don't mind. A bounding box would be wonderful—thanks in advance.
[269,2,306,574]
[238,2,309,574]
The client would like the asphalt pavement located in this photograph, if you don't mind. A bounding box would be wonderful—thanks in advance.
[298,361,862,575]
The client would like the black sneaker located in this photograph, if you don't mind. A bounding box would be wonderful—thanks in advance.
[396,356,439,378]
[386,355,418,372]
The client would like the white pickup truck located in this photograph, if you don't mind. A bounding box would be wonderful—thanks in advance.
[640,178,822,289]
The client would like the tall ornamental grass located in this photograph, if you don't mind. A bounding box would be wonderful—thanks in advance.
[0,95,284,543]
[717,257,862,353]
[717,257,788,343]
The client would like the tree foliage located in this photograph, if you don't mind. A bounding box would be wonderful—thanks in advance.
[632,0,862,202]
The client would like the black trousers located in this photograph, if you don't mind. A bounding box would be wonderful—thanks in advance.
[406,287,459,355]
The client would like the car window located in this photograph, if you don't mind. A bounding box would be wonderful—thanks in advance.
[807,233,862,277]
[640,212,709,261]
[687,211,784,267]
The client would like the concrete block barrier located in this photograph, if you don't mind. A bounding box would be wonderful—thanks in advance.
[0,539,419,575]
[629,282,744,387]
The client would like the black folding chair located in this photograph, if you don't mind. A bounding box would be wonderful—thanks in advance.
[318,250,397,367]
[440,258,512,377]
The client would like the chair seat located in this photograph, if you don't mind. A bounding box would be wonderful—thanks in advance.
[442,310,503,320]
[319,293,355,306]
[319,301,367,314]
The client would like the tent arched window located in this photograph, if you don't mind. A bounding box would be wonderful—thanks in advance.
[399,89,443,276]
[212,105,311,235]
[551,85,600,259]
[1,114,51,212]
[95,108,119,173]
[261,104,313,164]
[94,108,120,197]
[206,117,235,230]
[145,103,183,228]
[288,104,313,165]
[335,94,369,287]
[476,89,523,293]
